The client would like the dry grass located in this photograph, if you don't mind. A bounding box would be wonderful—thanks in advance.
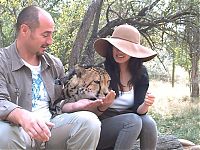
[148,80,200,144]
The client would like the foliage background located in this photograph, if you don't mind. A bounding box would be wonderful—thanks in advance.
[0,0,199,144]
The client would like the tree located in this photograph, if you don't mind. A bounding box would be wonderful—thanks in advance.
[0,20,3,48]
[185,9,199,98]
[68,0,103,69]
[1,0,199,97]
[71,0,199,98]
[80,0,103,66]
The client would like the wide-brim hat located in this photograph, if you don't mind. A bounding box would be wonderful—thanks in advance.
[94,24,157,62]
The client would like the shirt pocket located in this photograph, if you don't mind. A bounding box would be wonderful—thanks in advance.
[7,83,20,104]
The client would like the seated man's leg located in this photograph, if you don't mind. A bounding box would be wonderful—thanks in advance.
[0,121,32,149]
[46,111,101,150]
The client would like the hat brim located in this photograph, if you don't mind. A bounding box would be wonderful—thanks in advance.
[94,38,157,62]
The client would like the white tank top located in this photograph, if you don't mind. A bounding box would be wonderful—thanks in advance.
[109,87,134,111]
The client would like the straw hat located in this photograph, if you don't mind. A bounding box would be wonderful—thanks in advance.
[94,24,157,62]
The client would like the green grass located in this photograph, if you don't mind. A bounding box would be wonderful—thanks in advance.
[148,80,200,144]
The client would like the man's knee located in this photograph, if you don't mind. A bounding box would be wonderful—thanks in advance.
[0,121,29,149]
[0,121,23,149]
[53,111,101,135]
[76,111,101,132]
[0,121,14,143]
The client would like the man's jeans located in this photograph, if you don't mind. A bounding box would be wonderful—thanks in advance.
[0,111,101,150]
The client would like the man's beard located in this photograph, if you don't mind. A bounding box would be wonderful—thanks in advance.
[36,51,44,56]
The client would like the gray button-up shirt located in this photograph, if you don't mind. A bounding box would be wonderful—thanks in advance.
[0,41,65,120]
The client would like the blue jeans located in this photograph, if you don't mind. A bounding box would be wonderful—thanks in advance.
[0,111,101,150]
[97,113,157,150]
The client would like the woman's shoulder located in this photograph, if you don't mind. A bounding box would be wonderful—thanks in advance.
[141,65,148,76]
[136,65,149,84]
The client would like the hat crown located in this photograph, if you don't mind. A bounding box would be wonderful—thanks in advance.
[112,24,140,44]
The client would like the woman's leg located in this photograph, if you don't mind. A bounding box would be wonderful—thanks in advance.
[97,113,142,150]
[46,111,101,150]
[139,115,158,150]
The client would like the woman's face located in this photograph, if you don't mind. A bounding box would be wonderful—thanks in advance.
[112,46,131,64]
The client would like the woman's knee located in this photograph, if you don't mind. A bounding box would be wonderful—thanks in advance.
[141,115,157,129]
[140,115,158,138]
[120,113,142,130]
[139,115,158,149]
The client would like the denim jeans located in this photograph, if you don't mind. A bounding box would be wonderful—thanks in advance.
[97,113,157,150]
[0,111,101,150]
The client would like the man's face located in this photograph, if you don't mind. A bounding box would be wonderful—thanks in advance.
[26,13,55,56]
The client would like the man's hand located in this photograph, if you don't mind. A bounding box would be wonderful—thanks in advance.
[7,108,54,142]
[62,98,103,113]
[71,99,103,112]
[62,90,116,113]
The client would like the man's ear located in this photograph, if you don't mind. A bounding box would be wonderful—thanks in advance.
[20,24,30,36]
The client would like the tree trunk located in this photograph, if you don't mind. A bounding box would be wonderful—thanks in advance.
[190,52,199,97]
[68,0,100,69]
[81,0,103,65]
[185,13,199,98]
[188,26,199,98]
[172,51,175,87]
[0,20,3,48]
[190,14,199,97]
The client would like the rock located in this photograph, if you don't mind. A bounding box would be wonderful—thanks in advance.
[133,135,183,150]
[132,134,200,150]
[179,139,195,146]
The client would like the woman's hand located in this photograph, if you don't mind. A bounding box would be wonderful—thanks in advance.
[72,99,103,112]
[137,92,155,114]
[62,90,116,114]
[144,92,155,106]
[96,90,116,112]
[62,98,103,112]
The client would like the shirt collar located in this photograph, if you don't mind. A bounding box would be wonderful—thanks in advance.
[10,41,50,72]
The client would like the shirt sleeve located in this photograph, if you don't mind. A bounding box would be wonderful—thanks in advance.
[0,68,20,120]
[131,65,149,114]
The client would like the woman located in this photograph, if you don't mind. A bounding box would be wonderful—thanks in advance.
[94,24,158,150]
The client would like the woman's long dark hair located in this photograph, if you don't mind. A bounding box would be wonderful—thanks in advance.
[104,45,143,97]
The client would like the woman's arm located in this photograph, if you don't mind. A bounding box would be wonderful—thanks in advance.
[132,66,149,114]
[137,92,155,114]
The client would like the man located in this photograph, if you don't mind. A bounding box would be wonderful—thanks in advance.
[0,5,115,149]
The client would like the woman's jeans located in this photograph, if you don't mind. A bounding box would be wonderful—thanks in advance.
[0,111,101,150]
[97,113,158,150]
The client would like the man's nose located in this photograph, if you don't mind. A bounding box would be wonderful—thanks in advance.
[47,36,53,45]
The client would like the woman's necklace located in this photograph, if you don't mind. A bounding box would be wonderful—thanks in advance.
[119,66,132,91]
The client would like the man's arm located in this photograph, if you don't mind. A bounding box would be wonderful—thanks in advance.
[7,107,54,142]
[0,69,54,142]
[0,68,20,120]
[61,90,116,116]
